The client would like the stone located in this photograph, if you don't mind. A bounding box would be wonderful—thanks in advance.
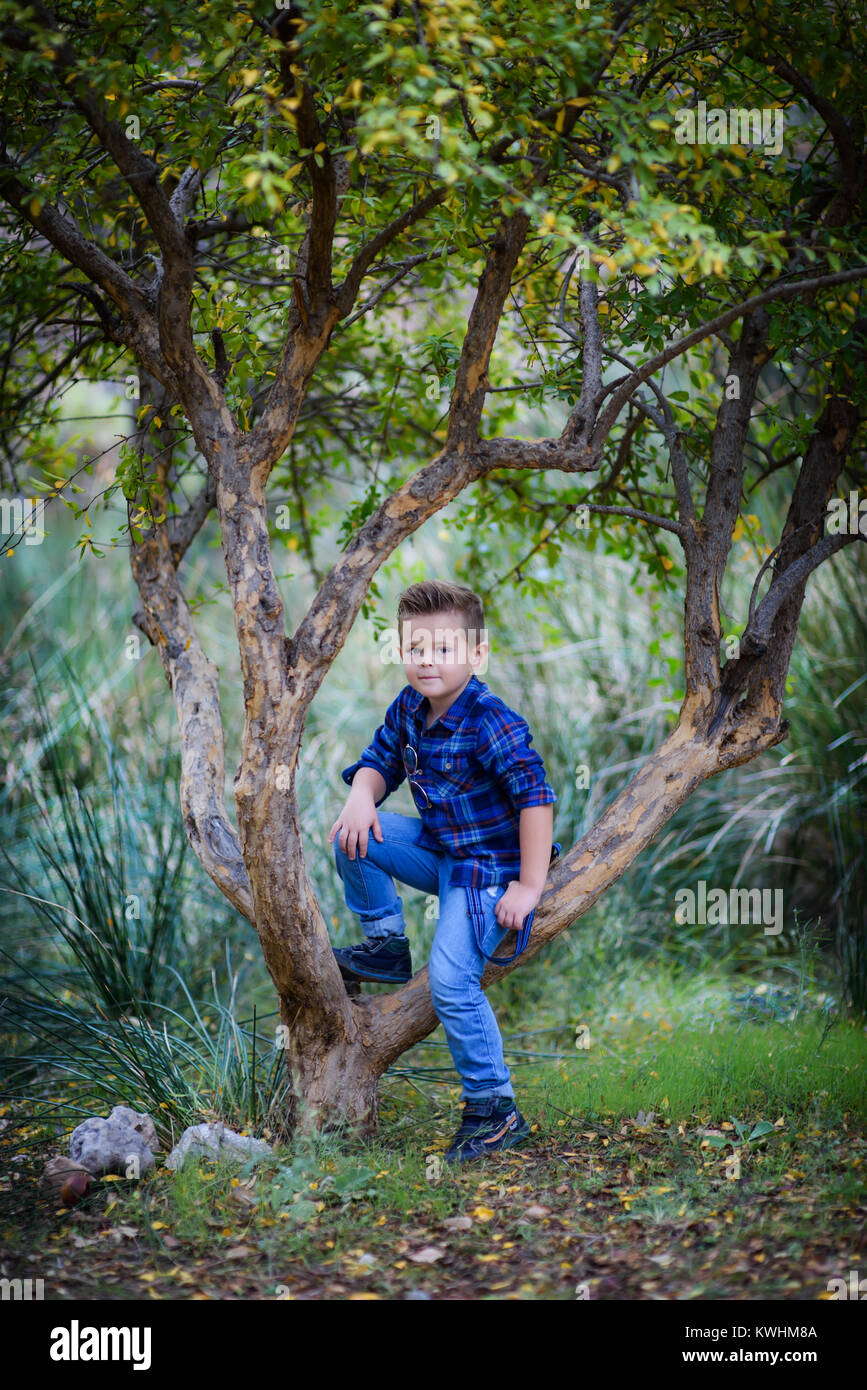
[69,1106,157,1177]
[106,1105,158,1151]
[164,1122,273,1171]
[42,1155,95,1191]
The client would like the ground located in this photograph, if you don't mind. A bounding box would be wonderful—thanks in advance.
[2,1012,865,1301]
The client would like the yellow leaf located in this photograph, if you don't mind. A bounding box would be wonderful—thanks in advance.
[732,518,744,541]
[472,1205,495,1222]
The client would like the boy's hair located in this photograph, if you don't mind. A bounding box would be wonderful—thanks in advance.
[397,580,485,645]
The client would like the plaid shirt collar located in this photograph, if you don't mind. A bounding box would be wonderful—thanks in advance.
[404,673,487,732]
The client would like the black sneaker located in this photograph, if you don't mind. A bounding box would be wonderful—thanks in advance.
[333,934,413,984]
[444,1096,532,1164]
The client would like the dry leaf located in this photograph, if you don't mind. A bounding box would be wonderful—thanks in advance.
[409,1246,445,1264]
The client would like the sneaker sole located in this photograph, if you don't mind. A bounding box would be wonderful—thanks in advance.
[445,1121,532,1164]
[337,963,412,984]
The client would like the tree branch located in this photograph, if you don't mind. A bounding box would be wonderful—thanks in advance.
[593,266,867,445]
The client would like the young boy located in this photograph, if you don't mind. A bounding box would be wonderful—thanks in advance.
[328,580,561,1163]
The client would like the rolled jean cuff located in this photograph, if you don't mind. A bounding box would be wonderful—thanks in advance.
[358,909,406,938]
[462,1082,515,1102]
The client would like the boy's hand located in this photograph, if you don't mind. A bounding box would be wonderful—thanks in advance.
[495,881,541,931]
[328,793,384,860]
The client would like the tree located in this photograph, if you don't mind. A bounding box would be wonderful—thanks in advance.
[1,0,865,1132]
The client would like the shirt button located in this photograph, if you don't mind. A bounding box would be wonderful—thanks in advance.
[445,762,451,769]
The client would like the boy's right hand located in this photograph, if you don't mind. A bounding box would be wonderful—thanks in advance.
[328,794,384,860]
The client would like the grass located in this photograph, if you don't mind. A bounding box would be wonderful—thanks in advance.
[2,967,863,1299]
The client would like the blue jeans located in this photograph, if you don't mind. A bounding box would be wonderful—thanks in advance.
[332,811,515,1102]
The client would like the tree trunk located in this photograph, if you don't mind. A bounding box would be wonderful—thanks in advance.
[265,697,786,1134]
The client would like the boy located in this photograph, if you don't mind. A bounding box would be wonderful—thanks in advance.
[328,580,561,1163]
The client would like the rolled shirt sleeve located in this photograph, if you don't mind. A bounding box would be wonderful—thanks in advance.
[473,707,557,811]
[341,692,407,807]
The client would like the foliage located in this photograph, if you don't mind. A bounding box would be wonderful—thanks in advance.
[0,0,864,608]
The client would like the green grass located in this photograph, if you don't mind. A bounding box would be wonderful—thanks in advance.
[3,984,864,1299]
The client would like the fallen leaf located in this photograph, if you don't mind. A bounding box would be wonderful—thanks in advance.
[409,1246,445,1264]
[441,1215,472,1232]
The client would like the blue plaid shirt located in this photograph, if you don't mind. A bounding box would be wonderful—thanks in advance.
[341,674,561,888]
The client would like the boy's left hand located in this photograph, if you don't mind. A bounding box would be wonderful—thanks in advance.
[495,881,541,931]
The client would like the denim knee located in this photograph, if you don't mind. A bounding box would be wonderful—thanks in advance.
[429,948,472,1013]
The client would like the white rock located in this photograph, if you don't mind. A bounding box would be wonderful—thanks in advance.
[107,1105,158,1151]
[69,1107,157,1177]
[164,1122,273,1171]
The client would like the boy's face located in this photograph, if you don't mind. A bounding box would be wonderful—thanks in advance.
[401,609,489,699]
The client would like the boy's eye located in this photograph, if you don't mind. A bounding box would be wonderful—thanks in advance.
[407,641,457,659]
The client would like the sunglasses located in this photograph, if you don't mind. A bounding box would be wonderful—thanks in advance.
[402,743,432,810]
